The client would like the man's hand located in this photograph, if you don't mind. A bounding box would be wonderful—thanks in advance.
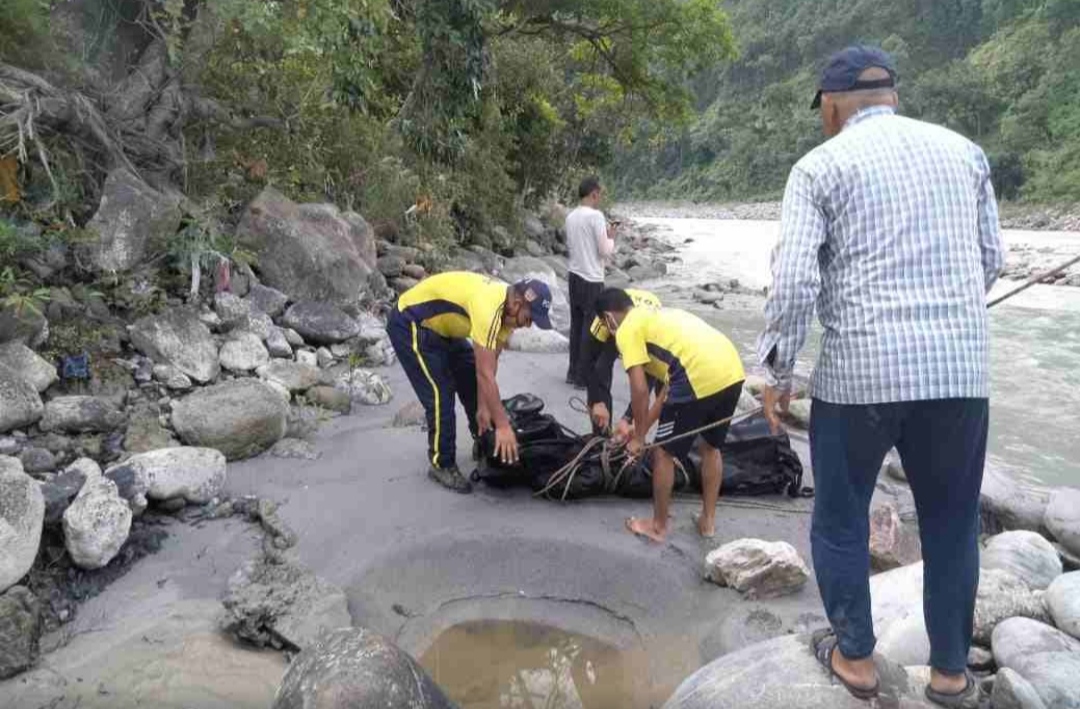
[613,418,632,444]
[626,436,644,459]
[763,386,790,435]
[477,405,493,435]
[494,423,519,465]
[591,402,611,432]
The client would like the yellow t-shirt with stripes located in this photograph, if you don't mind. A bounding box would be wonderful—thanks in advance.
[589,288,661,343]
[615,307,745,403]
[397,272,511,350]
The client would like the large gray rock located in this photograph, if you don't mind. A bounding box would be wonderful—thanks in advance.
[235,188,373,305]
[81,168,182,273]
[213,292,251,329]
[876,613,930,668]
[334,369,392,407]
[870,502,902,571]
[870,562,924,636]
[704,538,810,599]
[218,331,270,372]
[152,364,192,391]
[257,360,320,393]
[1046,571,1080,640]
[171,379,288,460]
[496,256,571,332]
[280,301,360,345]
[506,326,570,353]
[62,477,131,570]
[246,284,289,318]
[272,627,457,709]
[981,468,1052,534]
[221,554,351,651]
[39,396,125,433]
[0,343,56,393]
[129,308,220,384]
[265,327,294,359]
[106,447,226,505]
[993,618,1080,709]
[0,459,44,592]
[0,301,48,348]
[0,585,41,680]
[1045,488,1080,559]
[41,458,100,524]
[0,365,43,433]
[982,530,1063,590]
[992,668,1048,709]
[662,634,930,709]
[343,211,376,270]
[973,568,1051,644]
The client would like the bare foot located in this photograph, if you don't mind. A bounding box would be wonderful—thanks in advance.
[929,669,969,695]
[832,649,878,693]
[625,517,666,543]
[693,511,716,538]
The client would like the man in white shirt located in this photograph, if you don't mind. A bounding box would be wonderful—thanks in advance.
[564,176,616,387]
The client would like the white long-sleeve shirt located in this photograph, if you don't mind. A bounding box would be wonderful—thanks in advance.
[566,205,614,283]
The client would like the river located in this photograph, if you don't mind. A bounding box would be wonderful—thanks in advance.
[633,217,1080,490]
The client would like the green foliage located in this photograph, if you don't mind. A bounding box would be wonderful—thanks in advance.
[612,0,1080,204]
[0,0,52,67]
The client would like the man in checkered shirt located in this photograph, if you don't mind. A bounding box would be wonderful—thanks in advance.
[757,46,1004,707]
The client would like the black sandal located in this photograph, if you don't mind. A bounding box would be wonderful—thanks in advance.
[924,669,979,708]
[810,628,880,700]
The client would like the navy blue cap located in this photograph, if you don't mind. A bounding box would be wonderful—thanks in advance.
[811,45,897,109]
[516,279,554,330]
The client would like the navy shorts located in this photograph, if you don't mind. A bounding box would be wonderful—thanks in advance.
[654,381,744,457]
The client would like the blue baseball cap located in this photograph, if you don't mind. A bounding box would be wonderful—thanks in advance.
[811,45,897,110]
[516,279,554,330]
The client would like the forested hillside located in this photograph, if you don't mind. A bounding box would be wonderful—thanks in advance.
[611,0,1080,203]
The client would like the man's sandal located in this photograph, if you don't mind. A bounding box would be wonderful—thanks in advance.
[810,629,880,700]
[924,670,979,708]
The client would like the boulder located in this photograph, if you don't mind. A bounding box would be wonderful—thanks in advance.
[524,214,545,240]
[218,331,270,372]
[246,284,290,318]
[870,562,924,635]
[272,627,457,709]
[41,458,99,524]
[700,606,791,660]
[0,585,41,680]
[496,257,571,332]
[257,360,320,393]
[235,188,372,305]
[662,634,928,709]
[280,301,360,345]
[236,311,275,341]
[786,398,812,428]
[973,569,1051,644]
[992,618,1080,709]
[221,554,351,651]
[0,300,48,348]
[0,365,43,433]
[316,347,334,368]
[377,255,406,278]
[523,239,545,257]
[378,242,420,262]
[392,276,419,293]
[0,459,44,592]
[296,349,318,368]
[876,613,931,668]
[402,263,427,280]
[334,369,392,407]
[268,438,321,461]
[39,396,125,434]
[0,343,56,393]
[981,468,1051,534]
[265,327,293,359]
[1046,571,1080,640]
[152,364,193,391]
[704,539,810,599]
[1045,487,1080,559]
[982,530,1062,590]
[343,211,376,269]
[365,339,397,366]
[214,292,250,329]
[392,400,426,428]
[283,328,305,348]
[129,308,220,384]
[81,168,182,273]
[308,386,351,415]
[62,477,131,570]
[507,327,570,353]
[19,447,55,474]
[107,447,226,505]
[870,502,902,571]
[170,379,288,460]
[992,668,1048,709]
[541,255,569,280]
[123,403,178,454]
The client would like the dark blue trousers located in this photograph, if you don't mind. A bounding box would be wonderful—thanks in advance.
[387,311,479,470]
[809,398,988,674]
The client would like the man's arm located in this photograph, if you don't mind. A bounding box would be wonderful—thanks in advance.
[974,147,1004,293]
[585,336,614,409]
[628,365,652,442]
[594,212,615,259]
[755,166,827,395]
[474,344,509,429]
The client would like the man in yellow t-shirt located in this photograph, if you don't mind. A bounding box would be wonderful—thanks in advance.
[594,288,745,542]
[388,272,555,493]
[581,288,661,434]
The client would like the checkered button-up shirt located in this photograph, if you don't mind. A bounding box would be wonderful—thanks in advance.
[757,106,1005,404]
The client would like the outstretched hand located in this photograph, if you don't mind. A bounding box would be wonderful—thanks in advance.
[762,385,790,435]
[591,402,611,432]
[494,423,519,465]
